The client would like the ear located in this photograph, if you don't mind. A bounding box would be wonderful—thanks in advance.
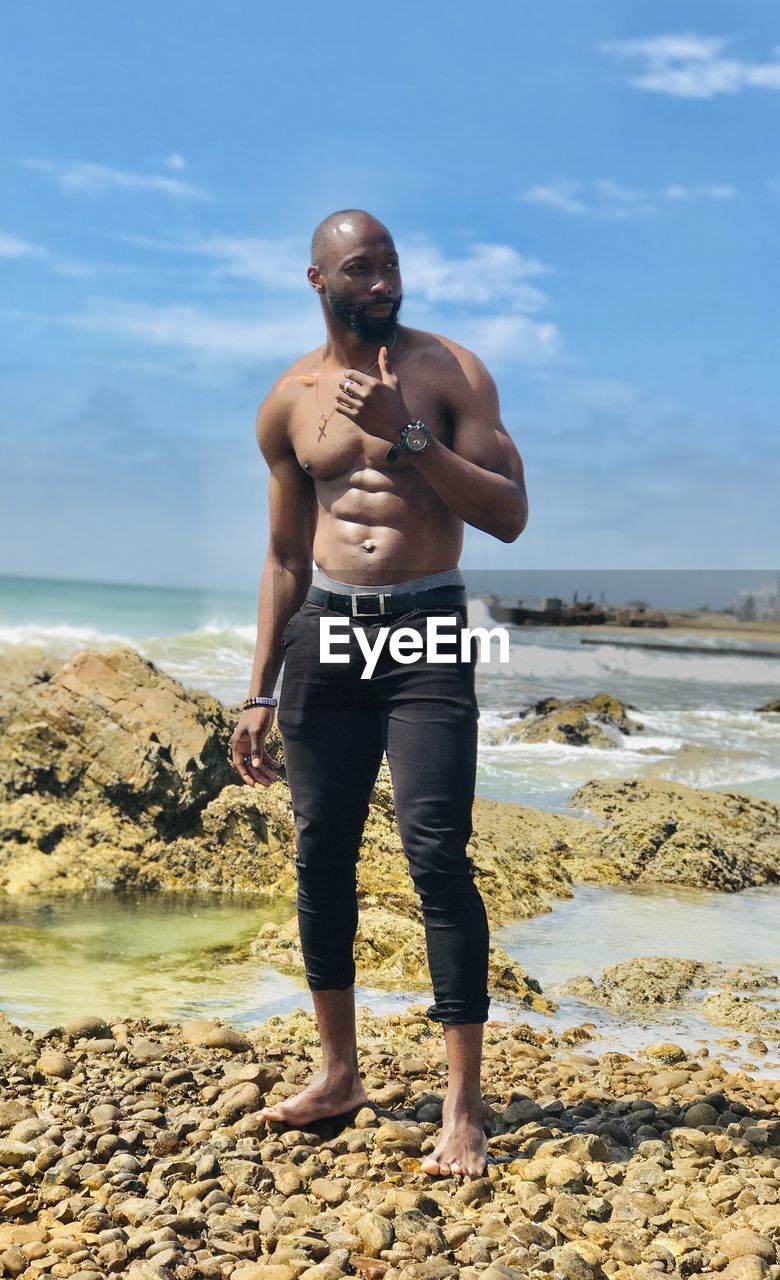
[307,265,325,293]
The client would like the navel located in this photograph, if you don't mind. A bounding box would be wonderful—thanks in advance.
[362,541,376,554]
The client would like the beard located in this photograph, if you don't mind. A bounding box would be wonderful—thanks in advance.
[325,289,402,344]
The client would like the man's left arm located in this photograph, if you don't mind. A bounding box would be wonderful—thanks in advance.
[407,347,528,544]
[336,343,528,543]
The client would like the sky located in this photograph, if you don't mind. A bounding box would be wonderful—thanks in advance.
[1,0,778,592]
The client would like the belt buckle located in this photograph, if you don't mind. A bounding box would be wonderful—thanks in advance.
[351,592,386,617]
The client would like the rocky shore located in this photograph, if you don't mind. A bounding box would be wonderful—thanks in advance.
[2,646,780,1278]
[553,959,780,1053]
[1,648,779,1015]
[1,1005,780,1280]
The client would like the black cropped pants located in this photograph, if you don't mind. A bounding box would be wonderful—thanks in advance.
[276,599,491,1025]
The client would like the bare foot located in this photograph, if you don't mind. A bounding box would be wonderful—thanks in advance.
[258,1067,368,1129]
[420,1095,487,1180]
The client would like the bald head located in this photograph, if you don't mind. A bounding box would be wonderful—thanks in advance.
[308,209,402,343]
[311,209,394,269]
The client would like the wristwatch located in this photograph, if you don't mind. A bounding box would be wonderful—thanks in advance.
[386,421,432,462]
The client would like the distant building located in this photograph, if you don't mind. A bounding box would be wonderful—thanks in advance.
[734,573,780,621]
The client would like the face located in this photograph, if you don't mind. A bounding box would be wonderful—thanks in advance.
[312,223,403,343]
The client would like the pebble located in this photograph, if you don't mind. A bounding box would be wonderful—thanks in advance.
[357,1211,396,1255]
[0,1007,777,1280]
[217,1081,263,1120]
[721,1231,777,1263]
[720,1258,770,1280]
[684,1102,720,1127]
[181,1018,252,1052]
[64,1015,112,1040]
[0,1140,35,1168]
[0,1100,35,1128]
[310,1176,350,1205]
[35,1050,74,1079]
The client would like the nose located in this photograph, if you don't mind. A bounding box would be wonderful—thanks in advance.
[369,276,394,296]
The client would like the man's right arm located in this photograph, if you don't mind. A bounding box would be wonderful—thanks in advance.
[229,387,316,787]
[246,387,317,701]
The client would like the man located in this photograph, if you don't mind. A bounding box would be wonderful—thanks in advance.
[230,209,527,1179]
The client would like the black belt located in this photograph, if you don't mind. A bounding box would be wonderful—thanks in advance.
[306,583,466,618]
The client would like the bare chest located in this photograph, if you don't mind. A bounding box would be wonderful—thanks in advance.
[288,372,450,482]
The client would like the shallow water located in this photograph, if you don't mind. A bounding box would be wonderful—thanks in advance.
[492,882,780,1074]
[0,891,301,1032]
[2,884,778,1079]
[496,881,780,983]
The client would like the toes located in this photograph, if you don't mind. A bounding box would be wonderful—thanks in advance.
[258,1108,284,1123]
[438,1161,451,1176]
[420,1156,441,1175]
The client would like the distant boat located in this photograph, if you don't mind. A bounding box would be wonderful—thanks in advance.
[485,595,609,626]
[483,595,668,628]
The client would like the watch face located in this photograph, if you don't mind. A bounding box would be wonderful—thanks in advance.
[405,425,428,451]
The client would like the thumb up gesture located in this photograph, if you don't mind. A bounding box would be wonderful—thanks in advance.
[335,345,411,443]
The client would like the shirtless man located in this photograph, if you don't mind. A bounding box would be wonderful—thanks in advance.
[230,209,528,1179]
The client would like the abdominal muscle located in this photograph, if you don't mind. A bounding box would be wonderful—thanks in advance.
[311,470,463,586]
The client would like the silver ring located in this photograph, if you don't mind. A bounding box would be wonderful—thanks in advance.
[242,754,251,763]
[342,379,354,391]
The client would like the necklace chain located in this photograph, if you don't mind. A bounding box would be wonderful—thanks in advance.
[314,332,398,432]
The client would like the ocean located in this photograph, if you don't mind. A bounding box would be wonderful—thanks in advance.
[2,572,779,812]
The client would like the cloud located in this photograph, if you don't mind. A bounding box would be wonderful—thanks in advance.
[663,183,736,201]
[64,299,323,361]
[601,32,780,98]
[91,233,561,364]
[181,234,307,290]
[56,230,561,367]
[398,241,550,311]
[518,177,735,217]
[21,158,210,200]
[116,231,308,291]
[0,231,46,260]
[48,258,142,279]
[118,232,552,312]
[519,182,590,216]
[446,313,560,364]
[0,229,144,279]
[164,153,187,171]
[63,294,559,368]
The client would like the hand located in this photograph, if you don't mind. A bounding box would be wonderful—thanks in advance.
[334,346,410,444]
[230,707,281,788]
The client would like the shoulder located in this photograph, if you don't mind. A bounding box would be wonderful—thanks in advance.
[255,346,321,459]
[402,326,496,397]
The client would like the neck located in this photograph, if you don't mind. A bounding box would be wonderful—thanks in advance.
[321,322,400,369]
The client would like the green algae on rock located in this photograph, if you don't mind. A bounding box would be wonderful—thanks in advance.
[0,647,296,896]
[553,955,780,1043]
[487,692,642,748]
[564,777,780,891]
[252,906,556,1016]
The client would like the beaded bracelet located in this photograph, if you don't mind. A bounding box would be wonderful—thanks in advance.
[242,695,278,711]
